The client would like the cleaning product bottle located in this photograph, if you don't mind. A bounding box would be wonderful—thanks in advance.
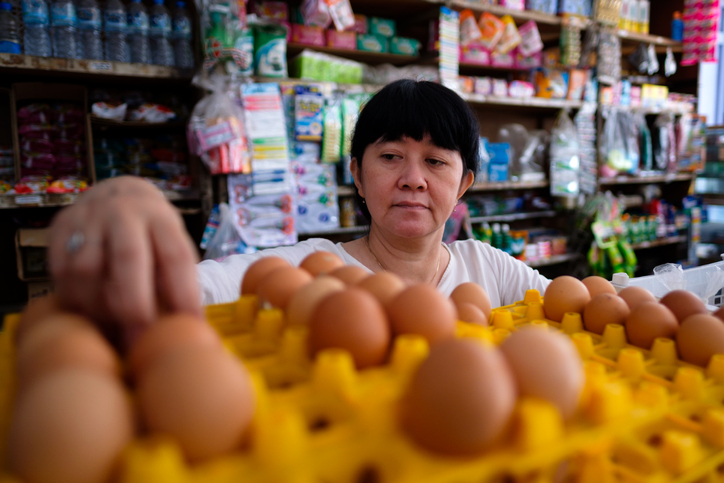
[671,11,683,41]
[491,223,502,249]
[638,0,649,34]
[501,224,512,254]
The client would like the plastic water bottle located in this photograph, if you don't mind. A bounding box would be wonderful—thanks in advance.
[22,0,52,56]
[0,2,22,53]
[127,0,149,63]
[50,0,78,58]
[149,0,173,65]
[171,0,192,68]
[104,0,129,62]
[76,0,102,59]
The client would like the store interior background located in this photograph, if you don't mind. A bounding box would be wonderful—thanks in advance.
[1,0,723,316]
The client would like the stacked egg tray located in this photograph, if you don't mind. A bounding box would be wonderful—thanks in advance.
[5,290,724,483]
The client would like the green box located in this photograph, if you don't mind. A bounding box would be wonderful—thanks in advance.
[291,51,363,84]
[368,17,396,38]
[357,34,388,53]
[390,37,421,56]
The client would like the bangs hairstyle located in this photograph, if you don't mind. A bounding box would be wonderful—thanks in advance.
[350,79,480,221]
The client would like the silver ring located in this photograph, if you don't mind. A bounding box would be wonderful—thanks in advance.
[65,232,85,255]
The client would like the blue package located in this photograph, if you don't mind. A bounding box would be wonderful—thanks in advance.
[620,79,632,107]
[294,85,324,142]
[558,0,591,16]
[488,142,510,182]
[526,0,558,15]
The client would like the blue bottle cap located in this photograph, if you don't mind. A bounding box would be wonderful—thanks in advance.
[176,1,184,6]
[0,2,12,10]
[153,0,163,4]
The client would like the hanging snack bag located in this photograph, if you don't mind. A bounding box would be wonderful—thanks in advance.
[326,0,355,31]
[477,12,505,50]
[322,97,342,163]
[495,15,522,54]
[460,9,482,46]
[301,0,331,28]
[254,23,288,77]
[517,21,543,56]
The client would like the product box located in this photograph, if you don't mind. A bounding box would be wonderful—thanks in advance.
[460,42,491,65]
[357,34,389,53]
[641,84,669,110]
[488,142,511,182]
[292,24,326,46]
[459,76,475,94]
[27,281,55,302]
[15,228,50,282]
[499,0,525,10]
[558,0,592,16]
[514,49,542,69]
[566,69,587,100]
[526,0,559,14]
[346,14,367,34]
[491,50,515,68]
[390,37,421,56]
[368,17,396,38]
[326,29,356,50]
[492,78,508,97]
[474,77,493,95]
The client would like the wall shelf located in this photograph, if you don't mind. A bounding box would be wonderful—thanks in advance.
[287,44,419,66]
[470,210,557,223]
[463,93,584,110]
[598,173,694,186]
[526,253,578,268]
[631,235,688,250]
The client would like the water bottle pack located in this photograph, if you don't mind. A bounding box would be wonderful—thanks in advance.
[127,0,150,63]
[50,0,78,58]
[104,0,129,62]
[172,0,193,68]
[149,0,173,65]
[22,0,52,56]
[0,2,22,54]
[76,0,103,59]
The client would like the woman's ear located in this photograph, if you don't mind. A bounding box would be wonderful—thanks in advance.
[351,157,365,198]
[458,170,475,199]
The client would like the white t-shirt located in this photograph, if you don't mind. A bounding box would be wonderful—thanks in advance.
[197,238,551,308]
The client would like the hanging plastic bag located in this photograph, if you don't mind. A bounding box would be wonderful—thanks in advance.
[665,47,678,77]
[652,113,676,171]
[549,110,580,197]
[188,73,252,174]
[646,44,659,75]
[599,108,629,176]
[204,203,250,260]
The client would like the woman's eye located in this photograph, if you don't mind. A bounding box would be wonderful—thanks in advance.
[427,158,445,166]
[382,154,397,160]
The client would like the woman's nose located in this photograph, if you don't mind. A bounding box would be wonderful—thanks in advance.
[398,159,427,190]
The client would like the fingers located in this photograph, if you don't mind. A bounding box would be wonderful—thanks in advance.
[104,210,157,331]
[150,213,202,319]
[48,206,80,278]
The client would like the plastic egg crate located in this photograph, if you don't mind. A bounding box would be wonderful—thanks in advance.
[3,290,724,483]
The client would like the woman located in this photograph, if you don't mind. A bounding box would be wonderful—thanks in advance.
[49,80,550,342]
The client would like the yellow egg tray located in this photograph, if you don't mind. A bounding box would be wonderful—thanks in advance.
[3,290,724,483]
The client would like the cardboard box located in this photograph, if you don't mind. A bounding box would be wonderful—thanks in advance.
[28,281,56,302]
[15,228,50,282]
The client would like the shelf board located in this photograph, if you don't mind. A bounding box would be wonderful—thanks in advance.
[287,43,419,66]
[300,225,369,236]
[617,30,682,48]
[470,180,549,192]
[0,53,192,80]
[463,93,584,110]
[598,173,694,186]
[0,189,199,209]
[526,252,578,268]
[91,117,187,129]
[444,0,562,25]
[458,62,533,74]
[470,210,557,223]
[631,235,687,250]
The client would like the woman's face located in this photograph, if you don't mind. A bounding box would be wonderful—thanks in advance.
[352,135,474,240]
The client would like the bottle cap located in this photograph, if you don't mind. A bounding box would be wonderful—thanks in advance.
[153,0,163,4]
[0,2,12,10]
[176,1,184,6]
[673,11,682,19]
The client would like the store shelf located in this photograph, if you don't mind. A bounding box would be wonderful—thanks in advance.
[90,117,187,129]
[526,253,578,268]
[630,235,688,250]
[0,189,199,209]
[286,43,419,66]
[470,210,556,223]
[598,173,694,185]
[445,0,562,25]
[470,180,549,192]
[617,30,682,48]
[300,225,369,237]
[0,54,192,80]
[463,93,584,110]
[458,62,533,74]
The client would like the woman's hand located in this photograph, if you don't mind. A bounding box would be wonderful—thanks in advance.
[48,176,202,343]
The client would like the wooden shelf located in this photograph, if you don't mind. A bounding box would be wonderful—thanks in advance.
[617,30,682,48]
[90,117,187,129]
[470,180,549,192]
[526,252,578,268]
[631,235,688,250]
[598,173,694,186]
[463,93,584,110]
[287,43,419,66]
[470,210,557,223]
[0,54,192,80]
[458,62,533,74]
[444,0,562,25]
[0,189,199,209]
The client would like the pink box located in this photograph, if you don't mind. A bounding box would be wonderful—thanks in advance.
[459,42,491,65]
[345,14,368,34]
[514,49,542,69]
[491,49,515,68]
[292,24,326,46]
[327,29,357,50]
[499,0,524,9]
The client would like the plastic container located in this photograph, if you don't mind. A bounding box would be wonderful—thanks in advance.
[0,2,22,53]
[171,0,193,68]
[104,0,129,62]
[76,0,102,59]
[149,0,173,66]
[50,0,78,58]
[127,0,150,64]
[672,11,684,41]
[22,0,52,56]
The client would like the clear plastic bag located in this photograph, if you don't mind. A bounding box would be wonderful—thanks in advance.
[203,203,249,260]
[549,110,580,197]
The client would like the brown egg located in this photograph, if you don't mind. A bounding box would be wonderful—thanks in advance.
[457,303,488,326]
[400,339,516,456]
[137,346,256,462]
[625,302,678,349]
[581,276,616,298]
[583,293,630,334]
[329,265,370,285]
[450,283,492,321]
[618,286,656,311]
[127,314,222,378]
[16,295,64,343]
[299,251,346,277]
[659,290,708,323]
[714,306,724,322]
[387,285,457,345]
[240,257,291,295]
[356,272,406,307]
[256,266,313,309]
[308,288,390,369]
[9,368,135,483]
[286,276,346,326]
[543,276,591,322]
[16,313,97,370]
[500,327,584,420]
[677,314,724,367]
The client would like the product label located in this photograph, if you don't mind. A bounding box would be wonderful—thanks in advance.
[104,10,126,31]
[76,7,101,29]
[0,40,22,54]
[22,0,49,24]
[127,11,148,33]
[51,2,76,26]
[172,16,190,39]
[149,13,171,36]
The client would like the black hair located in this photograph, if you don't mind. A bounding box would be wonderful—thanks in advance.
[350,79,480,222]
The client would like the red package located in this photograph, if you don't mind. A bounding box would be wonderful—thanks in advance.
[21,138,54,154]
